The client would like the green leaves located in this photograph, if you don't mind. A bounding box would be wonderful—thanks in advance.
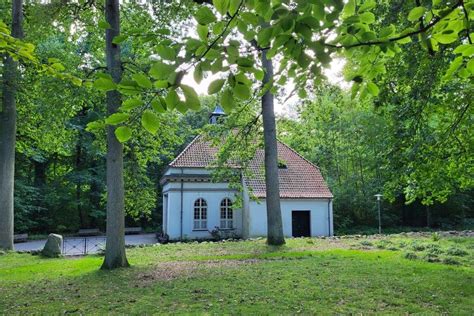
[257,27,273,47]
[367,82,380,96]
[359,12,375,24]
[197,24,209,41]
[208,79,226,94]
[165,90,179,110]
[132,73,152,89]
[180,84,201,110]
[213,0,229,15]
[122,98,143,111]
[115,126,132,143]
[433,30,459,44]
[233,83,251,100]
[156,45,176,60]
[150,62,175,80]
[112,35,127,44]
[195,6,217,25]
[93,77,116,92]
[105,113,129,125]
[220,88,234,112]
[342,0,356,18]
[408,6,426,22]
[151,98,166,113]
[98,20,111,29]
[141,110,160,134]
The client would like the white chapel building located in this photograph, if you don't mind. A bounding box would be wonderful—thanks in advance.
[161,107,334,240]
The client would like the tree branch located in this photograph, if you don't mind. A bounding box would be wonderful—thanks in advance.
[324,0,462,49]
[461,0,472,44]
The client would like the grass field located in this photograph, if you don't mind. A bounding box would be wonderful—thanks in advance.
[1,234,473,314]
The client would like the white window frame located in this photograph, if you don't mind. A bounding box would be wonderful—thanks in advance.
[193,198,207,230]
[220,198,233,229]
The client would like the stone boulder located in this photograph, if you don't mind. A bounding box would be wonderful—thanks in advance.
[41,233,63,257]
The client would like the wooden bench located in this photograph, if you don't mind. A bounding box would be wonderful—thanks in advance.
[125,227,143,235]
[14,233,28,243]
[77,228,101,236]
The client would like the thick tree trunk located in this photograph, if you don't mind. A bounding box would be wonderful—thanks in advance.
[261,49,285,246]
[101,0,129,269]
[0,0,23,251]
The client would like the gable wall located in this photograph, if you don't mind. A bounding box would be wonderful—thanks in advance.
[163,180,242,240]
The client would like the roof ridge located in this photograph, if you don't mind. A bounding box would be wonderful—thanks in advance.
[169,134,201,167]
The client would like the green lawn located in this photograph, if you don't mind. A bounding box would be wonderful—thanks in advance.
[1,235,473,314]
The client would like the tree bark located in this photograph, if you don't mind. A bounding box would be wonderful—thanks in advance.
[261,49,285,246]
[0,0,23,251]
[101,0,129,269]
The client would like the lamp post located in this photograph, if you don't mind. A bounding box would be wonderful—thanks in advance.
[374,194,383,234]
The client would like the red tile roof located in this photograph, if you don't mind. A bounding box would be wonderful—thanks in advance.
[169,135,333,199]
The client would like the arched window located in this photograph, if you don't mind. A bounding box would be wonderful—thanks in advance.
[193,198,207,230]
[220,198,233,229]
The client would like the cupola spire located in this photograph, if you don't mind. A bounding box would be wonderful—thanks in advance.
[209,105,225,124]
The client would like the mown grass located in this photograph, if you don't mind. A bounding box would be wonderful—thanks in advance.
[0,236,473,314]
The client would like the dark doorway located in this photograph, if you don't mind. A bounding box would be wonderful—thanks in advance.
[292,211,311,237]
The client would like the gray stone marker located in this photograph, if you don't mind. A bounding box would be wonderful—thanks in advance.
[41,233,63,257]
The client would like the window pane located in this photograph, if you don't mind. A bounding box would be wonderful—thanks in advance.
[201,220,207,229]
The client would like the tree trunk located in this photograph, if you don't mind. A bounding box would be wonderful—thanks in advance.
[101,0,129,269]
[426,205,431,228]
[0,0,23,251]
[261,48,285,246]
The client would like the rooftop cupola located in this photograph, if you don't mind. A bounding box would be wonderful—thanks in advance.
[209,105,225,124]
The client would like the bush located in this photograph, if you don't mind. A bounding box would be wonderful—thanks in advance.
[404,252,418,260]
[375,240,392,249]
[422,252,441,263]
[431,232,440,242]
[410,242,426,252]
[425,243,443,255]
[442,257,460,265]
[359,240,373,247]
[446,247,468,257]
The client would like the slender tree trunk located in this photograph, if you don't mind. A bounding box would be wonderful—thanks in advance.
[426,205,431,228]
[0,0,23,251]
[101,0,129,269]
[261,48,285,246]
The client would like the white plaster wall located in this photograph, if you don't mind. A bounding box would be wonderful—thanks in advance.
[248,199,332,237]
[163,181,242,240]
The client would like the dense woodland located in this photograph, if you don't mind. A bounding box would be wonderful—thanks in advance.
[1,0,472,243]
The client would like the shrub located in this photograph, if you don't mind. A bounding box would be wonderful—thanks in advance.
[423,253,440,263]
[375,240,392,249]
[425,244,443,255]
[446,247,468,257]
[431,232,440,242]
[410,242,426,252]
[403,252,418,260]
[359,240,373,247]
[442,257,460,265]
[387,246,399,251]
